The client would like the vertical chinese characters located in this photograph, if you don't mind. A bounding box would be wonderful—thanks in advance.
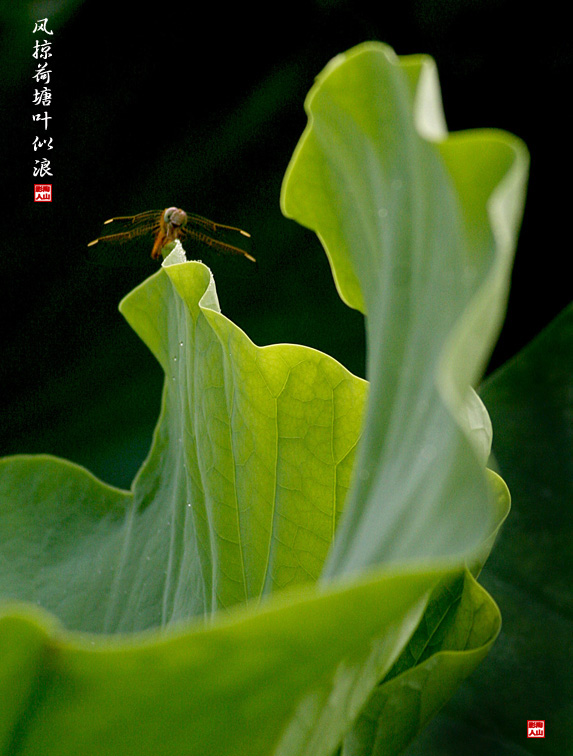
[32,18,54,199]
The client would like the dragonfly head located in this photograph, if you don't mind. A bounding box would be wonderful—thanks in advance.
[164,207,187,228]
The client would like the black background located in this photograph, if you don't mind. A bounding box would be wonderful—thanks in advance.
[1,0,570,488]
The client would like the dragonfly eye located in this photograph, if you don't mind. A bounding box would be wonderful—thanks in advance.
[164,206,187,228]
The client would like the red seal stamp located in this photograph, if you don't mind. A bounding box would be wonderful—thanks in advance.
[34,184,52,201]
[527,720,545,738]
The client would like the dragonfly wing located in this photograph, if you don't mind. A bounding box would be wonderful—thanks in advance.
[186,213,251,238]
[86,210,163,267]
[182,227,255,261]
[183,215,254,261]
[98,209,163,239]
[185,212,218,234]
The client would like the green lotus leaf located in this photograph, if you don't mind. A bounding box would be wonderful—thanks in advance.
[281,43,527,576]
[403,304,573,755]
[0,42,528,756]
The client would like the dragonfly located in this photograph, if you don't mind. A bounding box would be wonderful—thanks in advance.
[87,206,255,264]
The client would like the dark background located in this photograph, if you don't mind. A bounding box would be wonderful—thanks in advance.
[1,0,570,489]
